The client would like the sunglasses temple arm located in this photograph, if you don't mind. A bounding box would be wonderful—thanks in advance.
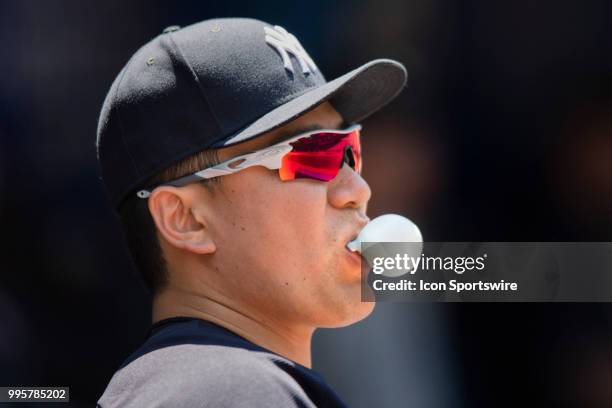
[135,168,233,198]
[135,173,211,198]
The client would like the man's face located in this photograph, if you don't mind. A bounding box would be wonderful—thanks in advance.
[190,102,373,328]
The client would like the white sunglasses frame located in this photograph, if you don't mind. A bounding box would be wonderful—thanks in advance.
[136,124,362,199]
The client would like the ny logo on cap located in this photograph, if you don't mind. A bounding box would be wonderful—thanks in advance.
[264,25,318,76]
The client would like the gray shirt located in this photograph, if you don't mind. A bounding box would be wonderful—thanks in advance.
[97,317,349,408]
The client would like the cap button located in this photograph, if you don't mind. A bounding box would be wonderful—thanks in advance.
[162,25,181,33]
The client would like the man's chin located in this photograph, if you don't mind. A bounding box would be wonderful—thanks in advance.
[319,299,376,329]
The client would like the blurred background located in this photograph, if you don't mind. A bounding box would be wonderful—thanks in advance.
[1,0,611,406]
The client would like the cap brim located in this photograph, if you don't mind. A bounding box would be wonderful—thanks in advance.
[217,59,407,147]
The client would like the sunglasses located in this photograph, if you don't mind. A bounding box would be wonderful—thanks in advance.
[136,124,362,199]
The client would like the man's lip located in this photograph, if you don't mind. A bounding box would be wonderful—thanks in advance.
[345,245,364,265]
[344,217,370,255]
[344,216,370,248]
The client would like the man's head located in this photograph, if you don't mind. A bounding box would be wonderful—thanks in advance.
[139,102,372,327]
[97,18,406,328]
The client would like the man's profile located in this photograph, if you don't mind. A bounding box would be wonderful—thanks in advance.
[96,17,406,407]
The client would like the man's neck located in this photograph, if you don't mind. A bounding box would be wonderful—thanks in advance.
[152,285,315,367]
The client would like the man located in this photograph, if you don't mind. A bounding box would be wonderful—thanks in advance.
[96,17,406,407]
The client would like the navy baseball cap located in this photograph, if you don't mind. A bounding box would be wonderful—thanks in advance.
[97,18,407,210]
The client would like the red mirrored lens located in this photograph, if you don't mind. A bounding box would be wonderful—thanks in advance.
[279,129,361,181]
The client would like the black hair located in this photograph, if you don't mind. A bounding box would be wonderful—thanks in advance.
[118,149,220,294]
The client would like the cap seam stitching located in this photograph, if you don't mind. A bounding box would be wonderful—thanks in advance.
[113,57,141,178]
[167,31,224,136]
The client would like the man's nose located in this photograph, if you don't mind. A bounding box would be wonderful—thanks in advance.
[327,163,372,210]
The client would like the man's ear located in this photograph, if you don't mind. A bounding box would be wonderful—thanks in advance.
[147,185,216,255]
